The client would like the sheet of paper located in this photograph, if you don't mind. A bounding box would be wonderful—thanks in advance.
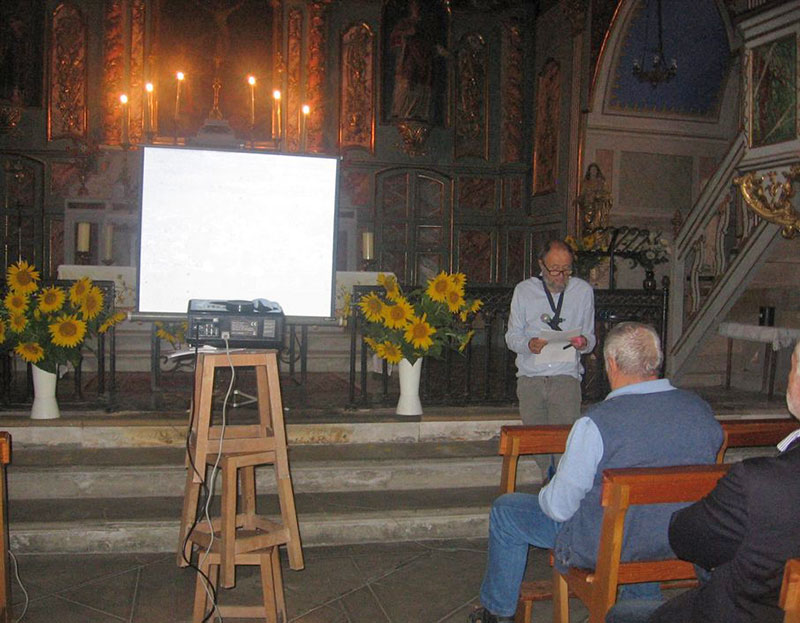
[537,328,581,364]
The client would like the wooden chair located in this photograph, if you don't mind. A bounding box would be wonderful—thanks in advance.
[0,432,11,623]
[552,464,730,623]
[781,558,800,623]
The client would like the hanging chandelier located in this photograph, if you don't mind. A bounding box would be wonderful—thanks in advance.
[632,0,677,87]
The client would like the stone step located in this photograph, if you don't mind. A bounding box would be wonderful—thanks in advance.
[8,487,508,554]
[7,442,544,500]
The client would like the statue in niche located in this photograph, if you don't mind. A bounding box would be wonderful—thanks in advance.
[577,163,612,233]
[382,0,448,125]
[155,0,272,138]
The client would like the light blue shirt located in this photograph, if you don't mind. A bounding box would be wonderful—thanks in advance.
[505,276,596,379]
[538,378,676,522]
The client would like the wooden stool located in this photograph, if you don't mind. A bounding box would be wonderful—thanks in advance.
[193,547,285,623]
[177,350,303,589]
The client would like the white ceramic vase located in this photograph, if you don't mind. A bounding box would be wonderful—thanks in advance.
[31,365,61,420]
[396,357,423,416]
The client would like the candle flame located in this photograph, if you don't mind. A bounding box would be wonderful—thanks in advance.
[273,89,281,100]
[119,94,128,104]
[302,104,310,115]
[176,71,185,81]
[145,82,154,93]
[248,75,256,86]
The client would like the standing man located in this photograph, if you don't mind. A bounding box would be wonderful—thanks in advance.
[505,239,596,426]
[648,341,800,623]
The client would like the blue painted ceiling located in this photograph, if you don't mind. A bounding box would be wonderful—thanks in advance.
[608,0,730,118]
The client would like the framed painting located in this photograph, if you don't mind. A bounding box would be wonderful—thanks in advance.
[750,34,797,147]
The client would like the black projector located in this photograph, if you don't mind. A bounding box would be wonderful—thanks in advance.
[187,299,285,348]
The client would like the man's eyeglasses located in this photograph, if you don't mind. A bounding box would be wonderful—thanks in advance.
[541,263,573,277]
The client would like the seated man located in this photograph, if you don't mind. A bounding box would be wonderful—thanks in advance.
[470,322,724,623]
[648,341,800,623]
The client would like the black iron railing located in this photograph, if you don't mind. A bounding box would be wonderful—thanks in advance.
[347,282,669,408]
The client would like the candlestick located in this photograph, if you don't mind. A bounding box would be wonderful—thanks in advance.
[300,104,310,152]
[77,222,91,253]
[247,75,256,128]
[145,82,154,137]
[362,231,374,261]
[119,94,129,146]
[272,89,282,144]
[102,223,114,264]
[175,71,184,120]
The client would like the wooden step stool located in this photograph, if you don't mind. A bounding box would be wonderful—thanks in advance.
[193,546,285,623]
[177,350,303,590]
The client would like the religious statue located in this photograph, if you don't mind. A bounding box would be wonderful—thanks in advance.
[576,163,613,233]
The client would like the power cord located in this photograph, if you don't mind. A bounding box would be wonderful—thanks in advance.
[9,550,28,622]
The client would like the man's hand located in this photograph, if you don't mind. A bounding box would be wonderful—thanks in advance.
[528,337,548,354]
[569,335,588,350]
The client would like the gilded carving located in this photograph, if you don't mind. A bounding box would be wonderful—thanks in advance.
[102,0,125,144]
[287,9,303,152]
[340,23,374,152]
[735,165,800,239]
[501,21,523,164]
[454,33,487,160]
[307,1,331,153]
[532,59,560,195]
[129,0,146,144]
[48,3,87,141]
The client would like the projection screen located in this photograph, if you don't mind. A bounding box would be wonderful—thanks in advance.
[138,146,338,318]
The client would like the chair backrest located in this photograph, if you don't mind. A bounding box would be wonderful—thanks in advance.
[781,558,800,623]
[590,464,730,616]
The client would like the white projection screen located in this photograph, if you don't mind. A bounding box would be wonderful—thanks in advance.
[138,146,339,317]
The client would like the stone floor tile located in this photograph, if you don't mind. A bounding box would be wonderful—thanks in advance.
[13,594,127,622]
[57,566,139,620]
[339,585,392,622]
[282,554,365,618]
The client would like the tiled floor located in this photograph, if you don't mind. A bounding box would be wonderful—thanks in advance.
[8,540,583,623]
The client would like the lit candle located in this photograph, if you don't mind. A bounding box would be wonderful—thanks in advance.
[362,231,374,261]
[119,93,129,145]
[272,89,281,142]
[300,103,310,151]
[145,82,154,134]
[247,75,256,127]
[175,71,185,120]
[103,223,114,262]
[77,222,91,253]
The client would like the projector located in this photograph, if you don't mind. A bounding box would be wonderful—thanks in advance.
[187,299,285,348]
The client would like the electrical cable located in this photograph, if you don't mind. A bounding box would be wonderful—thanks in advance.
[9,550,28,622]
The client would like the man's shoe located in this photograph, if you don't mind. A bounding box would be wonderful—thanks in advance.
[468,606,515,623]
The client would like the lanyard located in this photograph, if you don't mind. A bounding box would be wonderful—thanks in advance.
[541,278,564,330]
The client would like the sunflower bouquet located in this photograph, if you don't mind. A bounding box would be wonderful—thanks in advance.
[358,272,483,364]
[0,260,127,373]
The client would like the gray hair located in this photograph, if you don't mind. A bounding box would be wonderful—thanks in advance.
[603,322,663,377]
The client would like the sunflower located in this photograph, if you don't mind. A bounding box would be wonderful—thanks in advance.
[382,298,414,329]
[376,341,404,364]
[469,299,483,313]
[8,313,27,333]
[425,272,451,303]
[69,277,92,305]
[79,286,104,320]
[4,291,28,314]
[378,273,401,301]
[459,330,475,352]
[49,313,87,347]
[98,311,127,334]
[404,314,436,350]
[363,336,379,351]
[6,260,40,295]
[445,288,466,313]
[359,292,385,322]
[449,272,466,294]
[38,286,66,313]
[15,342,45,364]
